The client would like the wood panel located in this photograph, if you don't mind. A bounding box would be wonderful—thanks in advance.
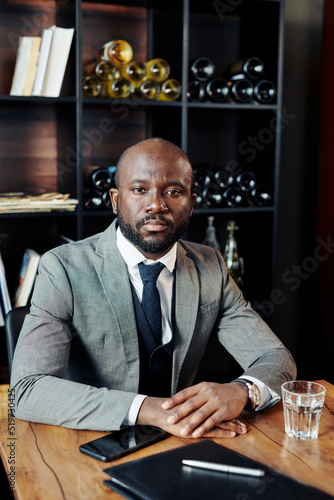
[316,0,334,383]
[0,104,75,193]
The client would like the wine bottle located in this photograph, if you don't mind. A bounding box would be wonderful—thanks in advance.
[214,170,234,189]
[226,57,264,80]
[133,78,161,99]
[100,40,133,66]
[146,58,171,82]
[193,168,215,188]
[186,80,205,102]
[203,183,224,207]
[236,171,257,192]
[158,78,182,101]
[223,220,244,289]
[253,79,276,104]
[192,187,207,209]
[84,166,113,191]
[103,77,132,98]
[190,57,216,82]
[82,76,101,98]
[84,59,117,82]
[206,77,229,102]
[248,184,272,206]
[83,189,103,210]
[101,190,113,209]
[120,61,146,84]
[223,186,244,207]
[228,77,254,103]
[202,216,221,251]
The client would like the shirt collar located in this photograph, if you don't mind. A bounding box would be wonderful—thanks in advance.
[116,226,177,273]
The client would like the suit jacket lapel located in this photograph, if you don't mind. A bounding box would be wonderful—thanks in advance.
[172,243,199,393]
[93,222,140,375]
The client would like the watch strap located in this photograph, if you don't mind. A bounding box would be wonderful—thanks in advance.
[231,378,260,410]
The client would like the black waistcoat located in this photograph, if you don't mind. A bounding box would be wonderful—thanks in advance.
[131,284,174,397]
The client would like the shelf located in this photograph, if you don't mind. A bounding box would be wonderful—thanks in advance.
[82,97,183,107]
[193,206,274,215]
[0,212,77,219]
[0,95,77,104]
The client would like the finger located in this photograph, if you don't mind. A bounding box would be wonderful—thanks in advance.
[216,418,247,434]
[166,393,208,425]
[189,416,247,439]
[200,425,245,439]
[162,386,198,410]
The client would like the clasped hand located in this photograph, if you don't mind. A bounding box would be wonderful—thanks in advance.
[138,381,249,439]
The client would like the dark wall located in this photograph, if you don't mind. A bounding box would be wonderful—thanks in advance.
[274,1,327,380]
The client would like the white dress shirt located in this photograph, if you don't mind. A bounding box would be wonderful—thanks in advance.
[116,228,274,425]
[116,228,176,424]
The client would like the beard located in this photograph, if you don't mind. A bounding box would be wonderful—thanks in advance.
[117,209,191,255]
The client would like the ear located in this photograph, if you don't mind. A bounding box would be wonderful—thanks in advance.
[190,191,197,215]
[109,188,119,215]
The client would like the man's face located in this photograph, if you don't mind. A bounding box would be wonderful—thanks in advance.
[110,141,196,260]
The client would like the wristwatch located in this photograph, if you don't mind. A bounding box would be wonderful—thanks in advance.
[235,379,260,410]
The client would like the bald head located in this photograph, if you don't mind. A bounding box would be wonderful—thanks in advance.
[114,138,193,188]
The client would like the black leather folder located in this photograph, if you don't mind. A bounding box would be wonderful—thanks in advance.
[103,439,334,500]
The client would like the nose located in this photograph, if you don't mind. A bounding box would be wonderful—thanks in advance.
[146,189,168,214]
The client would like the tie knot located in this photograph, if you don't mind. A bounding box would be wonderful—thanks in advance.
[138,262,165,283]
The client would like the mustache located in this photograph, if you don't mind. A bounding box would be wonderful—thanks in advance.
[136,214,173,229]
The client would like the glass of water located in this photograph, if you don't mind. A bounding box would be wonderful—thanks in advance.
[281,381,326,440]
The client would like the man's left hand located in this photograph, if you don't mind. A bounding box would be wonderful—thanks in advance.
[161,381,249,438]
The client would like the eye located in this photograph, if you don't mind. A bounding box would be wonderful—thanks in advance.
[132,187,147,194]
[166,189,182,196]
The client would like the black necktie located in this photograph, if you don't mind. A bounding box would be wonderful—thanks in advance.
[138,262,165,344]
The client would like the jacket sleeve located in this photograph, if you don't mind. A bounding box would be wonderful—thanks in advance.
[10,250,138,431]
[214,249,297,400]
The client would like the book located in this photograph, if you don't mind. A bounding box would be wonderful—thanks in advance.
[0,192,78,214]
[0,251,11,315]
[0,302,4,327]
[22,36,41,96]
[10,36,34,96]
[103,440,333,500]
[58,234,75,245]
[31,28,54,96]
[14,249,40,308]
[41,26,74,98]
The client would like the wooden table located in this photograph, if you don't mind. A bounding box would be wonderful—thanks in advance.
[0,379,333,500]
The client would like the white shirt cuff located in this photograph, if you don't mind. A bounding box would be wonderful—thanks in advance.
[123,394,147,426]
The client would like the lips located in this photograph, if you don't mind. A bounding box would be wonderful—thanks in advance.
[143,220,167,232]
[138,216,172,233]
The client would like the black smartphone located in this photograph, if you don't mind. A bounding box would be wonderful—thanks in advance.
[79,425,167,462]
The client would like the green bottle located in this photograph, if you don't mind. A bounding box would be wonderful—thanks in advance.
[223,220,244,289]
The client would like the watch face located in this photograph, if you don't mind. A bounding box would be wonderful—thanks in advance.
[251,383,260,407]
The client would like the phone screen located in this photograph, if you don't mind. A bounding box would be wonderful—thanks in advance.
[79,425,167,462]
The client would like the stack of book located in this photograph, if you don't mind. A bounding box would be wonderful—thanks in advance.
[14,249,41,308]
[10,25,74,98]
[0,233,75,324]
[0,193,78,214]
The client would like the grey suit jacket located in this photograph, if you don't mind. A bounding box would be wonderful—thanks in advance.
[11,220,296,430]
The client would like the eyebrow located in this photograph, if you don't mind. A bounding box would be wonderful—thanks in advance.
[131,179,186,188]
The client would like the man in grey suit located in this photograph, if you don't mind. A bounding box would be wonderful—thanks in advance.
[11,137,296,439]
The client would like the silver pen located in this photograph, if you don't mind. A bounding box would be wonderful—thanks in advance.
[182,459,265,477]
